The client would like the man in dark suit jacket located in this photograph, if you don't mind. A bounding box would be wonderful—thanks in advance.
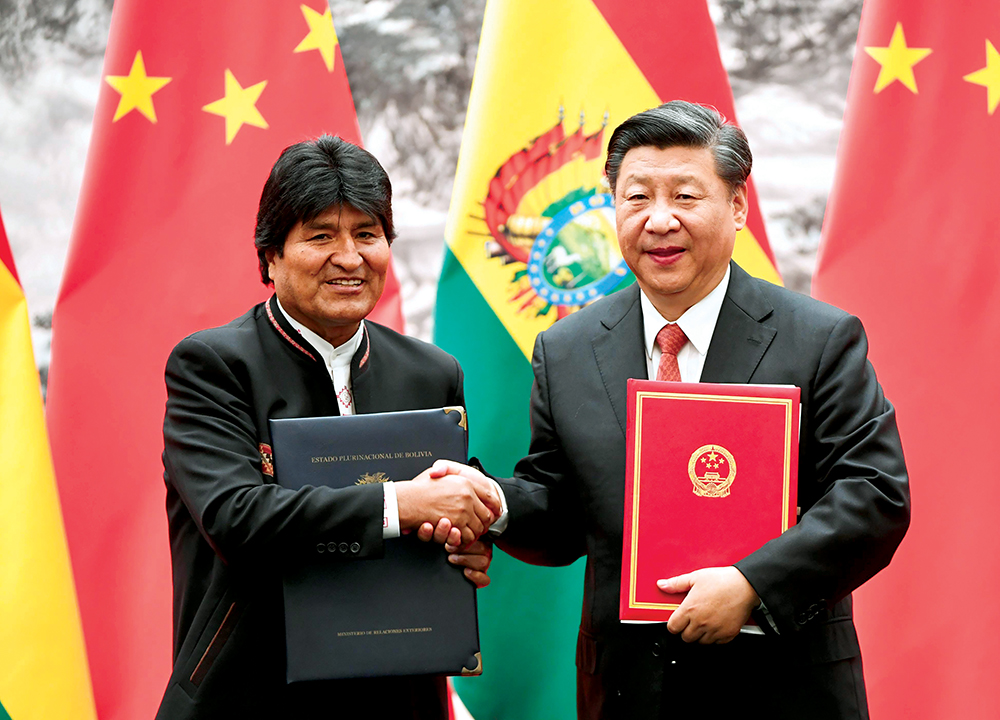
[451,102,909,719]
[156,136,499,719]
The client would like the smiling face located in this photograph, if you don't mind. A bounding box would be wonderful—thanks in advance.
[266,203,390,347]
[614,145,748,320]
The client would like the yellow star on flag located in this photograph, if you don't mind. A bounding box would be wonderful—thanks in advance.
[294,4,339,72]
[105,51,172,123]
[964,39,1000,114]
[864,22,932,94]
[202,69,269,145]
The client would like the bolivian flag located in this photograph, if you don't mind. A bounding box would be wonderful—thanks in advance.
[0,210,96,720]
[435,1,777,717]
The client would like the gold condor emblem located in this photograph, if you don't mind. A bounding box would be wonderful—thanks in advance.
[355,471,390,485]
[688,445,737,498]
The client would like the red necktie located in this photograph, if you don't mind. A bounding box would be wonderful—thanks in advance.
[655,324,688,382]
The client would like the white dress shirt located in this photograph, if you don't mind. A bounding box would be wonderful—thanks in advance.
[276,299,400,538]
[640,265,731,383]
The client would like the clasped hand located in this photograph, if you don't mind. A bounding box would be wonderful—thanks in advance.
[395,460,500,588]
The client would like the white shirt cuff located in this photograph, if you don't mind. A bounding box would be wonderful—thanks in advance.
[487,479,510,534]
[382,481,400,539]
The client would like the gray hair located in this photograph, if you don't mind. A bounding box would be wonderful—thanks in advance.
[604,100,752,197]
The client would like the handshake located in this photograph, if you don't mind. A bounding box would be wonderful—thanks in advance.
[394,459,502,588]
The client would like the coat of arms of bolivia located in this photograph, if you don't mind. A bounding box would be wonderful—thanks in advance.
[463,109,635,348]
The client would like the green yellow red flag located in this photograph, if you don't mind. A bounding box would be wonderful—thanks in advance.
[44,3,397,718]
[0,208,96,720]
[435,1,778,717]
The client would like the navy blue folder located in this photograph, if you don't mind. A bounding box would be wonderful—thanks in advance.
[269,407,482,682]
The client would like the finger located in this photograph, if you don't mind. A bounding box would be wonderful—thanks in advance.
[681,624,704,644]
[431,459,471,478]
[448,552,490,572]
[444,526,462,550]
[657,573,694,594]
[428,459,451,478]
[463,569,491,588]
[666,608,688,636]
[471,478,502,516]
[460,526,476,546]
[460,540,491,557]
[432,518,453,544]
[416,522,435,542]
[473,497,494,531]
[465,503,486,538]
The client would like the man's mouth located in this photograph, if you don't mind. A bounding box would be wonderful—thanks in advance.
[326,279,364,286]
[646,247,685,262]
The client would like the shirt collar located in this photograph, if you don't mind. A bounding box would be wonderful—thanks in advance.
[640,264,731,360]
[275,298,365,371]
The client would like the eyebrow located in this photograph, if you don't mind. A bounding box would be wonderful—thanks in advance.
[302,218,381,232]
[350,219,381,231]
[623,173,703,187]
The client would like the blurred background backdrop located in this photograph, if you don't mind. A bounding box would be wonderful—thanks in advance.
[0,0,862,386]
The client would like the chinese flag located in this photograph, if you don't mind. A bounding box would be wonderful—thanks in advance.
[45,3,402,719]
[814,2,1000,718]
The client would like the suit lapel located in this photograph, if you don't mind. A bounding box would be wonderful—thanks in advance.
[349,323,374,414]
[701,262,777,384]
[591,284,647,435]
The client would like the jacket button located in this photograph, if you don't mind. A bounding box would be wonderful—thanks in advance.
[795,612,808,625]
[652,641,661,657]
[339,542,350,553]
[316,543,326,554]
[327,542,337,553]
[350,542,361,553]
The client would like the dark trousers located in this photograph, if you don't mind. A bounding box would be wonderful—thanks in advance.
[658,631,869,720]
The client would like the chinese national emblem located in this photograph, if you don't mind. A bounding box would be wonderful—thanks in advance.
[688,444,737,498]
[474,107,633,320]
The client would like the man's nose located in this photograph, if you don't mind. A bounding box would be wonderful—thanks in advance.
[645,200,680,234]
[328,237,364,270]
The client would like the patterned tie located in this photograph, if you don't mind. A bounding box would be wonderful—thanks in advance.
[655,324,688,382]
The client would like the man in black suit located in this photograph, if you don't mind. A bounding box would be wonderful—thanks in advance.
[156,136,500,719]
[446,101,909,718]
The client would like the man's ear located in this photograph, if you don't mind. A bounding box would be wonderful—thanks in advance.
[732,185,749,230]
[265,247,279,280]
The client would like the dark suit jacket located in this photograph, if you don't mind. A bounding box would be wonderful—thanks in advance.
[497,263,910,720]
[156,295,463,720]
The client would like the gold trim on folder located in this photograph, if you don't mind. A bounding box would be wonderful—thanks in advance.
[627,391,795,611]
[443,406,468,430]
[461,651,483,676]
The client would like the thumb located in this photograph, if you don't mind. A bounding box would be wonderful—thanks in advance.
[428,459,450,478]
[657,573,694,594]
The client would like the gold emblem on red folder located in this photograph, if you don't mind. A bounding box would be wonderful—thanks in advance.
[688,445,737,498]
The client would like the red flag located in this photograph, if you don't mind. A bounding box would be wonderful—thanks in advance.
[814,2,1000,718]
[46,3,402,718]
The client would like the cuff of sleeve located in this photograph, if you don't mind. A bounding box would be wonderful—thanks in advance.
[755,599,780,635]
[383,481,400,539]
[488,479,510,535]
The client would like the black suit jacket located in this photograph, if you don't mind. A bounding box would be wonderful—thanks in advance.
[497,263,910,720]
[156,295,462,720]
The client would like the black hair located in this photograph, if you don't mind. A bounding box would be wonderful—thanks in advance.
[254,135,395,284]
[605,101,752,197]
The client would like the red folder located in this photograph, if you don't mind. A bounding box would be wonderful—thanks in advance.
[620,380,800,622]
